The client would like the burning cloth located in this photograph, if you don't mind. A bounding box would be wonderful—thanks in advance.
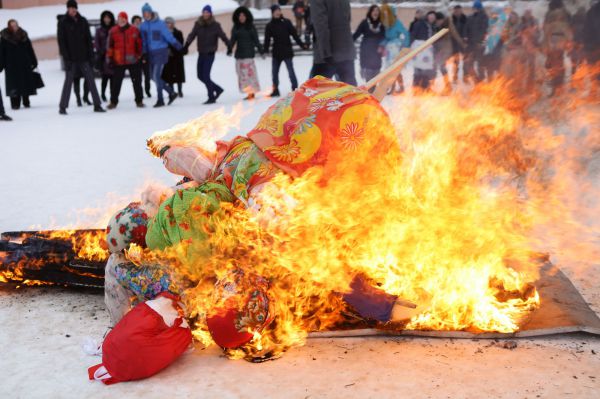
[105,76,401,344]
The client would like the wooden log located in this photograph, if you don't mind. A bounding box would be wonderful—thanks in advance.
[365,28,449,101]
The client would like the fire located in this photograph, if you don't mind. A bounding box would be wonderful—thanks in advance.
[135,73,600,360]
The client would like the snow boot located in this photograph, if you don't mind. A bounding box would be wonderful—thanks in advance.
[203,98,216,105]
[136,101,145,108]
[168,93,178,105]
[0,113,12,121]
[214,87,224,101]
[59,108,67,115]
[153,100,165,108]
[94,106,106,113]
[107,103,117,110]
[269,88,280,97]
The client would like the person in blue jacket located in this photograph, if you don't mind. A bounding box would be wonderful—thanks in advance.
[381,2,410,94]
[140,3,183,107]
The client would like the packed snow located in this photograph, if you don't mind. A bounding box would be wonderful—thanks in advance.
[0,53,317,231]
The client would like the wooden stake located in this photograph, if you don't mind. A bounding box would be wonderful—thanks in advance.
[365,28,449,101]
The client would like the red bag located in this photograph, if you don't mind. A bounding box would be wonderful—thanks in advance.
[88,292,192,385]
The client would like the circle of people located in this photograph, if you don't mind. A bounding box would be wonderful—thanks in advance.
[1,0,599,121]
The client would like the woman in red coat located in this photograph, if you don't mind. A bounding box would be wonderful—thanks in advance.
[107,11,144,109]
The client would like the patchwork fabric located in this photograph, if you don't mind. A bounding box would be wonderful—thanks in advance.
[145,182,235,251]
[247,76,394,177]
[114,261,183,303]
[106,202,149,254]
[207,269,274,349]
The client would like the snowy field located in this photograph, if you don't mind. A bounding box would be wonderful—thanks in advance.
[1,54,600,398]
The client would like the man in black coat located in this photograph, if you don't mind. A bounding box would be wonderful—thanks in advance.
[57,0,104,114]
[463,0,488,83]
[584,0,600,97]
[309,0,356,86]
[184,5,231,104]
[264,5,306,97]
[0,52,11,120]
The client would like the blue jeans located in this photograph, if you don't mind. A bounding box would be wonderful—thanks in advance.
[197,53,222,100]
[272,57,298,90]
[150,62,173,102]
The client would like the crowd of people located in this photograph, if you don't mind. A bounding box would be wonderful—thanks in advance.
[1,0,600,122]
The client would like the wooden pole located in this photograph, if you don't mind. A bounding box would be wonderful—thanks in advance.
[366,28,449,101]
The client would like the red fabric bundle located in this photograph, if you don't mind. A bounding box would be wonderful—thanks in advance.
[88,293,192,385]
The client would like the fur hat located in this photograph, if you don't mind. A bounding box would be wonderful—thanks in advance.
[66,0,78,9]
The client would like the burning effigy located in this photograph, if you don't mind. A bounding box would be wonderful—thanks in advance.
[2,34,600,385]
[85,72,553,382]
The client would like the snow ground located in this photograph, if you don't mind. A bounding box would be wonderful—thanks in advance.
[1,53,600,399]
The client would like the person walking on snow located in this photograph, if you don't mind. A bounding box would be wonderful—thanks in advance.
[162,17,185,98]
[353,4,386,83]
[140,3,182,108]
[464,0,489,83]
[107,11,144,109]
[0,47,12,120]
[264,4,306,97]
[184,5,230,104]
[94,10,115,103]
[381,2,410,94]
[132,15,152,98]
[309,0,357,86]
[228,6,263,101]
[57,0,105,114]
[0,19,40,110]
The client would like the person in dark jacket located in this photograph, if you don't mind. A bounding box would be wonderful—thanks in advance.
[264,5,306,97]
[228,7,263,101]
[293,0,308,36]
[107,11,144,109]
[409,9,424,37]
[0,41,12,120]
[353,5,385,83]
[94,10,115,102]
[464,0,489,83]
[584,0,600,97]
[132,14,151,97]
[57,0,105,114]
[309,0,357,86]
[0,19,39,110]
[184,5,230,104]
[449,5,467,83]
[411,11,436,90]
[140,3,183,108]
[162,17,185,98]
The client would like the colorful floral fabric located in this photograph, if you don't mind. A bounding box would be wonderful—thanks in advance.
[145,182,235,251]
[106,202,149,254]
[212,136,280,205]
[113,261,182,303]
[246,76,394,177]
[235,58,260,94]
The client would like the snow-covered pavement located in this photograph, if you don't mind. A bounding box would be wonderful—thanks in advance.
[1,51,600,399]
[0,53,312,231]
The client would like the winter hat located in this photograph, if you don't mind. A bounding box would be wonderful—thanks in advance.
[473,0,483,10]
[141,3,153,14]
[106,202,149,254]
[165,16,175,25]
[202,5,212,14]
[118,11,128,21]
[206,270,274,349]
[66,0,78,9]
[270,4,281,13]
